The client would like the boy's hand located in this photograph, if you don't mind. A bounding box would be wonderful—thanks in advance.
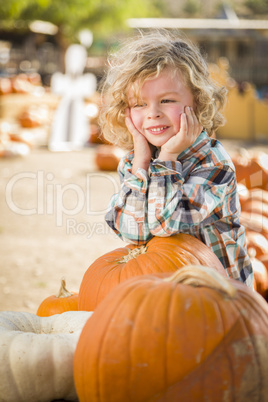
[158,106,203,161]
[125,110,153,173]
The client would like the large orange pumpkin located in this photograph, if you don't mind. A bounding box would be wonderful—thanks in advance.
[74,265,268,402]
[37,279,78,317]
[78,233,225,311]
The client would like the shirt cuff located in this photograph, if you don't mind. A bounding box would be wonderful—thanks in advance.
[150,159,183,177]
[124,167,149,193]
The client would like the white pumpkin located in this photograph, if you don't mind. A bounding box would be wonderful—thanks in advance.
[0,310,93,402]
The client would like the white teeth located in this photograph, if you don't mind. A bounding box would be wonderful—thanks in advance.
[150,127,167,132]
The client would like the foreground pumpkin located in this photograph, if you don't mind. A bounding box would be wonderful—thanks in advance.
[74,266,268,402]
[36,278,78,317]
[0,310,92,402]
[78,233,226,311]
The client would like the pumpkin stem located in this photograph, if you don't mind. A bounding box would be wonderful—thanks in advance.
[57,278,73,298]
[164,265,236,298]
[117,246,148,263]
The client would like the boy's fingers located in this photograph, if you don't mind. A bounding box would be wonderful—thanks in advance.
[191,107,199,129]
[125,116,141,138]
[180,112,188,134]
[186,106,194,123]
[185,106,197,137]
[189,107,202,137]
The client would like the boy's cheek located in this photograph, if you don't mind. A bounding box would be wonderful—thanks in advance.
[130,111,142,129]
[172,112,183,132]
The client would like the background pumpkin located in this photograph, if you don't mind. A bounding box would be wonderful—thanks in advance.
[251,255,268,298]
[245,231,268,259]
[0,310,92,402]
[248,188,268,204]
[237,183,250,207]
[232,150,268,190]
[36,278,78,317]
[78,233,226,311]
[74,266,268,402]
[241,212,268,240]
[242,200,268,218]
[95,144,124,171]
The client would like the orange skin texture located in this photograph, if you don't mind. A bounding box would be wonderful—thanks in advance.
[232,152,268,190]
[78,233,226,312]
[245,231,268,259]
[37,291,78,317]
[241,212,268,240]
[243,200,268,219]
[251,257,268,297]
[95,145,124,171]
[74,271,268,402]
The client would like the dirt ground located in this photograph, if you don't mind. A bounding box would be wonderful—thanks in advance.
[0,145,124,313]
[0,138,267,314]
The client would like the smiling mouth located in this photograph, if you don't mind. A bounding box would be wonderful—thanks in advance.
[147,126,169,133]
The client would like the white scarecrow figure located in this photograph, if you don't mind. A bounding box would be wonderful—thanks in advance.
[49,44,97,151]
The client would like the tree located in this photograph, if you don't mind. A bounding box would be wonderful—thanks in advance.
[183,0,202,16]
[0,0,163,44]
[244,0,268,15]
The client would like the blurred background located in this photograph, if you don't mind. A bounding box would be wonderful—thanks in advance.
[1,0,268,147]
[1,0,268,312]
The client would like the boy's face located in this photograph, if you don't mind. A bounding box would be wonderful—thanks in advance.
[128,68,194,148]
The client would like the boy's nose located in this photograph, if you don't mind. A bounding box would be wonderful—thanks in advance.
[147,104,162,119]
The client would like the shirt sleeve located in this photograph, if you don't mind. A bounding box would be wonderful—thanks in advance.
[105,153,153,244]
[148,158,237,236]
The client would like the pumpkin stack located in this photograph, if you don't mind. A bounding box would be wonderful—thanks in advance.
[0,278,89,402]
[74,265,268,401]
[232,148,268,191]
[78,233,226,311]
[232,149,268,300]
[1,231,268,401]
[73,233,268,400]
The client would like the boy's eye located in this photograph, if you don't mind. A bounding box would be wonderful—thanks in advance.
[161,99,176,103]
[132,103,145,108]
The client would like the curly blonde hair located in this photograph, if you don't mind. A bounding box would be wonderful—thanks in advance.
[100,30,227,150]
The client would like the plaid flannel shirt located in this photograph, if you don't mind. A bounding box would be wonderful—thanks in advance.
[105,131,253,287]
